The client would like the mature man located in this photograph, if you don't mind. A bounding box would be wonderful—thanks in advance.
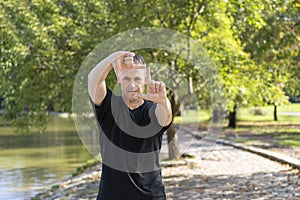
[88,51,172,200]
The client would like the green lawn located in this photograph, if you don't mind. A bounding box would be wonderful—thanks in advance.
[173,109,210,124]
[236,104,300,147]
[238,103,300,121]
[276,132,300,147]
[174,103,300,148]
[174,103,300,123]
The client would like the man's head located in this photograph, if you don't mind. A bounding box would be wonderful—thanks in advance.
[132,55,145,67]
[119,55,147,102]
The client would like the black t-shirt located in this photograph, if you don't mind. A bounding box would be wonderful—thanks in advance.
[91,88,170,200]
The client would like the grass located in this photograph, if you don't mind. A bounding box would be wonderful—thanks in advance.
[233,105,300,148]
[174,103,300,124]
[72,157,100,177]
[276,132,300,147]
[238,103,300,122]
[231,138,260,144]
[174,103,300,148]
[231,105,300,148]
[173,109,210,124]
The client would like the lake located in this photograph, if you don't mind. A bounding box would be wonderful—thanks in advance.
[0,118,95,200]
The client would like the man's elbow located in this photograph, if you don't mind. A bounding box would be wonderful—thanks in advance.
[165,113,172,126]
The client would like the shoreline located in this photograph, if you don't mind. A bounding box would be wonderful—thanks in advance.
[31,125,300,199]
[31,136,300,199]
[32,158,100,200]
[31,158,192,200]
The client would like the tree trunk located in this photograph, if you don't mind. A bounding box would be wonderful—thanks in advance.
[274,103,278,121]
[167,122,180,159]
[212,109,223,122]
[228,104,237,128]
[167,89,181,159]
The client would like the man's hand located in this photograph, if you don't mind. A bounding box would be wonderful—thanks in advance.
[135,67,172,126]
[134,68,167,103]
[88,51,136,105]
[111,51,136,83]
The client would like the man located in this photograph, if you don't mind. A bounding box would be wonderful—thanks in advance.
[88,51,172,200]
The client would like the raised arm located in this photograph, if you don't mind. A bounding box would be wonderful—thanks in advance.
[135,68,172,126]
[88,51,135,105]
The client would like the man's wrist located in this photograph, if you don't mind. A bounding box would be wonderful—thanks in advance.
[155,97,172,126]
[156,97,168,105]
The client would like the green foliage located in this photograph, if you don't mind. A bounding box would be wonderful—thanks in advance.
[1,0,299,132]
[0,0,110,133]
[230,0,300,106]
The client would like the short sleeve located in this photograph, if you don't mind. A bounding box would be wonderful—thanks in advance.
[161,120,172,132]
[90,87,112,123]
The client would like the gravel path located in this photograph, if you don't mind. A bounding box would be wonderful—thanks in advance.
[34,130,300,200]
[163,143,299,200]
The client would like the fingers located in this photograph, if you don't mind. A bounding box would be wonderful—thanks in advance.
[155,81,160,92]
[146,67,151,83]
[115,51,134,58]
[147,81,165,93]
[137,80,166,102]
[124,56,133,65]
[158,81,165,92]
[123,52,135,66]
[135,93,159,101]
[112,51,135,65]
[111,51,135,83]
[125,52,135,57]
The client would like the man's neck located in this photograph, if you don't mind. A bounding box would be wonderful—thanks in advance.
[122,96,144,110]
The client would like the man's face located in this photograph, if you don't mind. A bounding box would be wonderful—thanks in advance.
[120,69,146,100]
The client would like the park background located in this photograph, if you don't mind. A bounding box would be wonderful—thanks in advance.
[0,0,299,199]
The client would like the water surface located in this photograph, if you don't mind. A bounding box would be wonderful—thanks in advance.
[0,120,94,200]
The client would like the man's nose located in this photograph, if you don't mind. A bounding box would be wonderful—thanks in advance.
[128,80,137,88]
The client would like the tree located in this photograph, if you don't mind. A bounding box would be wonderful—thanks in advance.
[0,0,110,133]
[3,0,298,160]
[228,0,300,121]
[105,0,270,154]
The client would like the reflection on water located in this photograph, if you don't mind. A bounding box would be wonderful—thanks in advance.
[0,130,97,199]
